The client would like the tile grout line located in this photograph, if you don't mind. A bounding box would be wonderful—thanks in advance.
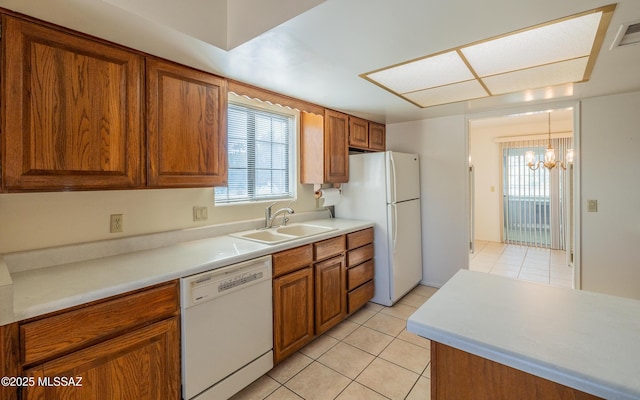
[264,303,428,400]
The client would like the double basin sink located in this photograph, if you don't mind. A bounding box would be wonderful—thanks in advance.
[231,223,337,245]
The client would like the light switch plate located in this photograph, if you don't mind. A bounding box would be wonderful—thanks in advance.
[587,200,598,212]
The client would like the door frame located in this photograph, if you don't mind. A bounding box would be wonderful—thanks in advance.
[466,100,582,289]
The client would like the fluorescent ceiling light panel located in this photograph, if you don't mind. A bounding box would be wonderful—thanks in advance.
[461,12,602,77]
[404,80,489,108]
[366,51,474,94]
[361,4,615,108]
[483,57,589,95]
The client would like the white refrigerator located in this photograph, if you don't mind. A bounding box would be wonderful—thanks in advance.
[336,151,423,306]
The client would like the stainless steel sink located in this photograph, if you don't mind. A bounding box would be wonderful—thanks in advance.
[230,223,337,245]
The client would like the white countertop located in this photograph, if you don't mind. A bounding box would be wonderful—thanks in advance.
[2,217,373,323]
[407,270,640,400]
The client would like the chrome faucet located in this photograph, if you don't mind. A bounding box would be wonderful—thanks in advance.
[264,202,295,228]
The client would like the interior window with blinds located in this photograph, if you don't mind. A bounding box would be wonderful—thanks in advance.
[215,97,296,204]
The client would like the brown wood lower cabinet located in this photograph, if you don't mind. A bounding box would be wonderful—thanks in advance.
[314,255,346,334]
[346,228,375,313]
[22,318,179,400]
[272,230,373,364]
[431,342,602,400]
[273,266,315,364]
[6,281,181,400]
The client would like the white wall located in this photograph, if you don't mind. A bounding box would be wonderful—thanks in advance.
[0,186,320,254]
[580,91,640,299]
[387,116,469,287]
[469,128,502,242]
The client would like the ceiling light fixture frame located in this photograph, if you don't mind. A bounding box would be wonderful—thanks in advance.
[361,4,616,109]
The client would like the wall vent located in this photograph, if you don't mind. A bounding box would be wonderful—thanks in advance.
[610,20,640,49]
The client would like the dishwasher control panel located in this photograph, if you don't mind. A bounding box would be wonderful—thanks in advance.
[218,270,264,292]
[181,255,272,308]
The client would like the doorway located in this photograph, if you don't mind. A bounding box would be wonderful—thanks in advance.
[468,107,575,288]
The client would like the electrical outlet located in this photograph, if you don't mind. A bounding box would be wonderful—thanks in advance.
[110,214,123,233]
[587,200,598,212]
[193,206,208,221]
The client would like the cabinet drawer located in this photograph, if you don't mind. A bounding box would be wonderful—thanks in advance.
[347,260,374,290]
[314,236,346,261]
[347,243,374,267]
[348,280,374,314]
[347,228,374,250]
[273,244,313,277]
[21,281,179,366]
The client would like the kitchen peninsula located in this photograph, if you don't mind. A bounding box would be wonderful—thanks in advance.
[407,270,640,400]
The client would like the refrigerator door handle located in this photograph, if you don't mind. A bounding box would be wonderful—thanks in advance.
[388,153,397,203]
[391,203,398,252]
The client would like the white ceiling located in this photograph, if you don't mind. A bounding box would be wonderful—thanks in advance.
[1,0,639,125]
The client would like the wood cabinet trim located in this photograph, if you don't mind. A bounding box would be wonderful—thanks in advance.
[228,79,324,116]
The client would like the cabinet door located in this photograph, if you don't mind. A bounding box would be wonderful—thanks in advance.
[315,255,346,334]
[146,58,227,187]
[273,267,314,364]
[22,317,180,400]
[324,110,349,183]
[369,122,386,151]
[349,116,369,149]
[2,16,143,191]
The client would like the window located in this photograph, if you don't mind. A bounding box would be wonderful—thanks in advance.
[215,96,296,204]
[501,137,572,249]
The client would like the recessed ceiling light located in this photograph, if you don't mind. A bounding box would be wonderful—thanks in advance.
[361,4,616,108]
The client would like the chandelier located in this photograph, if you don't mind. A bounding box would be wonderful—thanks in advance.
[525,112,574,170]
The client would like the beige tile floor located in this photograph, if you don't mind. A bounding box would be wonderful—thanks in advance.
[231,285,438,400]
[470,240,574,288]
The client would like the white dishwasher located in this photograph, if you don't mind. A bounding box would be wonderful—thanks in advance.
[181,255,273,400]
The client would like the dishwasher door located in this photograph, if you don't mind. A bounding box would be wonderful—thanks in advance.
[181,255,273,400]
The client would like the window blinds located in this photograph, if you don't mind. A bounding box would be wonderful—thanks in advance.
[215,102,294,203]
[501,137,572,249]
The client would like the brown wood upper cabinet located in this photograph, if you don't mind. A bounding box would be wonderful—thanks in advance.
[146,58,228,188]
[348,116,386,152]
[300,109,349,184]
[2,15,144,191]
[348,116,370,149]
[368,122,386,151]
